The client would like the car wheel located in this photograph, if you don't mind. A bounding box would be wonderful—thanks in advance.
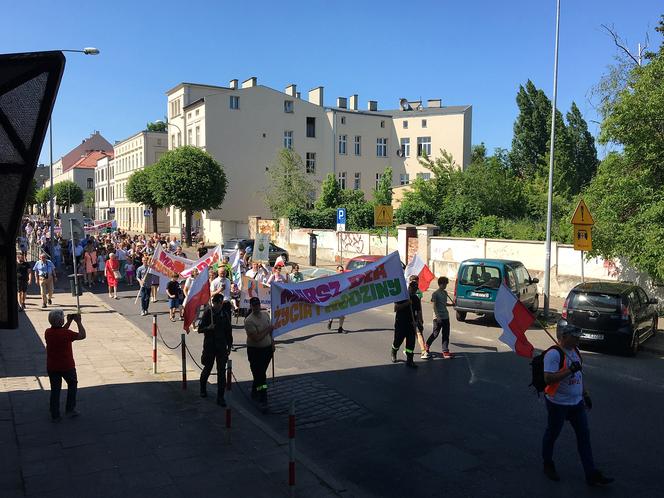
[530,294,539,314]
[456,310,466,322]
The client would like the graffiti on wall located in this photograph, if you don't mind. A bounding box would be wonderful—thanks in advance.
[339,232,365,255]
[603,259,621,278]
[407,236,418,263]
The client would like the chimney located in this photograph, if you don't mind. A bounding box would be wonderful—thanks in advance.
[308,86,324,106]
[296,92,301,99]
[427,99,442,108]
[285,84,297,97]
[229,79,238,89]
[241,76,257,88]
[408,100,422,110]
[367,100,378,112]
[336,97,347,109]
[349,94,358,111]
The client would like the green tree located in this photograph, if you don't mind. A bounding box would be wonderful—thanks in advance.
[25,179,37,214]
[53,180,83,213]
[372,166,393,206]
[84,190,95,210]
[566,102,599,192]
[35,186,51,215]
[470,143,487,166]
[152,146,228,245]
[127,165,164,233]
[146,121,168,132]
[315,173,342,210]
[265,149,316,219]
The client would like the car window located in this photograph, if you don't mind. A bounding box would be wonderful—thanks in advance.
[459,265,501,289]
[627,290,641,309]
[505,268,518,292]
[347,260,368,271]
[269,243,278,251]
[516,266,531,286]
[637,288,650,306]
[569,292,620,311]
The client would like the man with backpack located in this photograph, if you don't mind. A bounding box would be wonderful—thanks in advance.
[540,322,613,486]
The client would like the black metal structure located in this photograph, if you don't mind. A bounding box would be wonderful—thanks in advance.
[0,51,65,328]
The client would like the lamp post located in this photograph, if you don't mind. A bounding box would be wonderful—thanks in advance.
[49,47,99,257]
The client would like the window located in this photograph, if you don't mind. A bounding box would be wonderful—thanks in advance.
[283,131,293,149]
[403,120,408,129]
[177,133,182,147]
[306,117,316,138]
[87,178,93,189]
[101,169,104,182]
[195,109,199,116]
[157,138,162,146]
[341,116,346,125]
[229,95,240,109]
[400,138,410,157]
[417,136,431,156]
[422,119,427,128]
[380,120,385,128]
[170,99,181,118]
[187,112,191,119]
[376,138,387,157]
[338,134,347,154]
[338,171,347,189]
[354,136,361,156]
[400,174,409,185]
[171,134,176,149]
[187,129,192,145]
[305,153,316,173]
[195,126,200,146]
[284,100,293,113]
[375,173,382,189]
[416,172,431,180]
[354,172,361,190]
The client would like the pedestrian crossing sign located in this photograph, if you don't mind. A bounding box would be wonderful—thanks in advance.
[374,205,393,227]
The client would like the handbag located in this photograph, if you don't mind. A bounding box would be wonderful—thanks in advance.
[113,270,121,280]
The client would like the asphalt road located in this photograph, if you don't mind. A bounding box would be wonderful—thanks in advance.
[88,279,664,497]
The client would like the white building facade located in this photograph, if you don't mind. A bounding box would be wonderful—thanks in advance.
[94,155,114,221]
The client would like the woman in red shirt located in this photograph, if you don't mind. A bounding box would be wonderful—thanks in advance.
[105,252,120,299]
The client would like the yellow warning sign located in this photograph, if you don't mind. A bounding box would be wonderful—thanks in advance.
[573,224,592,251]
[571,199,594,225]
[374,205,393,227]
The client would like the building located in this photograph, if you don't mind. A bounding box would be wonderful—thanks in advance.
[164,78,471,243]
[95,154,114,221]
[112,130,168,233]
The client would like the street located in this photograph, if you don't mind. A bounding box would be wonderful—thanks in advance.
[89,276,664,497]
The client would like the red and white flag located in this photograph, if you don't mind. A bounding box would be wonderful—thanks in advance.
[182,268,210,333]
[405,254,435,292]
[494,283,535,358]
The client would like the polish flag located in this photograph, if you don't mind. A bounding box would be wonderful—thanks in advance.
[182,268,211,333]
[494,283,535,358]
[405,254,435,292]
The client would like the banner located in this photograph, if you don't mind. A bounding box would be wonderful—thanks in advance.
[84,220,117,233]
[240,275,271,308]
[253,234,270,262]
[270,251,408,337]
[148,244,222,280]
[180,246,222,278]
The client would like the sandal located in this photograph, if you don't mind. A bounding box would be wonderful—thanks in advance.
[170,317,175,322]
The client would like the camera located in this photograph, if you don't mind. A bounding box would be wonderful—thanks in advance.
[67,313,80,321]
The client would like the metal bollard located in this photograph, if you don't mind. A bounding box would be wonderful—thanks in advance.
[181,333,187,390]
[152,315,158,374]
[289,400,296,490]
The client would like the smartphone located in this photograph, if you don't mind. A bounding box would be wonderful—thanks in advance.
[67,313,80,321]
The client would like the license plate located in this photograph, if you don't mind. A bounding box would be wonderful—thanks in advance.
[471,292,489,298]
[580,332,604,340]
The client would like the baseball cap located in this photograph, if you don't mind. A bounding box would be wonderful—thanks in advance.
[558,320,582,337]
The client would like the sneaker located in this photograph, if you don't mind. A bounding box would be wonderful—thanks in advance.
[327,320,332,330]
[42,304,47,309]
[543,462,560,482]
[587,470,614,486]
[337,327,344,334]
[47,298,52,305]
[390,349,397,363]
[420,351,431,359]
[405,361,418,369]
[443,351,453,359]
[65,410,80,418]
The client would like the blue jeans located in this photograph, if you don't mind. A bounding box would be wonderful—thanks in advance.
[140,286,151,313]
[542,398,595,478]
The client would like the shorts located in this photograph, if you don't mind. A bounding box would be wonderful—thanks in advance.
[17,280,28,292]
[168,297,181,309]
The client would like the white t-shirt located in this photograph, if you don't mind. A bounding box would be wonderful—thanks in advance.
[183,276,195,294]
[544,347,583,406]
[210,277,231,301]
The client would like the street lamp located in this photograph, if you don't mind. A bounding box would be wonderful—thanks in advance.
[49,47,99,257]
[155,119,182,147]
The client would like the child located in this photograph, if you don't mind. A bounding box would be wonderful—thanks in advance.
[125,260,135,286]
[97,250,106,283]
[425,276,453,359]
[166,273,183,322]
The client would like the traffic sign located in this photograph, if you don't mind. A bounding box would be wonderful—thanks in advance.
[374,205,393,227]
[61,213,84,240]
[571,199,594,225]
[336,208,347,231]
[573,225,592,251]
[143,209,152,217]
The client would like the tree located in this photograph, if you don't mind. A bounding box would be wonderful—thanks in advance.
[566,102,599,192]
[84,190,95,210]
[127,165,164,233]
[265,149,316,219]
[470,143,487,166]
[25,179,37,214]
[53,180,83,213]
[152,146,228,245]
[146,121,167,132]
[372,166,393,206]
[315,173,342,210]
[35,186,51,215]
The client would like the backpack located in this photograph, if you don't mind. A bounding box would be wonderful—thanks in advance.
[529,345,583,396]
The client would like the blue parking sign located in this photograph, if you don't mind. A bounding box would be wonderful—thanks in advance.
[337,208,347,224]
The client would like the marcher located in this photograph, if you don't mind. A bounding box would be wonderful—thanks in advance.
[17,235,28,258]
[105,252,120,299]
[244,296,274,411]
[45,310,86,421]
[135,256,152,316]
[16,253,31,311]
[289,263,304,283]
[210,267,231,302]
[328,265,347,333]
[33,253,57,308]
[542,323,614,486]
[124,259,135,286]
[267,264,288,285]
[391,281,420,368]
[407,275,427,356]
[166,272,184,321]
[197,295,233,406]
[424,276,453,359]
[182,268,199,298]
[97,249,106,283]
[83,245,97,287]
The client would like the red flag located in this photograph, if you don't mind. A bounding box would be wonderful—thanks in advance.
[182,269,210,332]
[404,254,435,292]
[494,283,535,358]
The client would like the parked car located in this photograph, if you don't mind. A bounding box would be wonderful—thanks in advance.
[82,217,94,226]
[222,238,288,266]
[557,282,659,355]
[345,255,382,271]
[453,258,539,321]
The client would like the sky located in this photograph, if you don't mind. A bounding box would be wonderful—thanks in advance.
[2,0,661,165]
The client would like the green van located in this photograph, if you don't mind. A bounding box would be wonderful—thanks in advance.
[453,259,539,321]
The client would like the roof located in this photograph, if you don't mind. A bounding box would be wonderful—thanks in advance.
[461,258,524,267]
[165,82,229,96]
[69,151,113,170]
[382,105,471,117]
[61,132,113,171]
[571,282,635,295]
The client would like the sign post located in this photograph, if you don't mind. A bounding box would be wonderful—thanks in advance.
[374,205,393,255]
[571,199,594,283]
[337,208,347,265]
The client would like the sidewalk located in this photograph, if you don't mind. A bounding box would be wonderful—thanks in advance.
[0,288,341,497]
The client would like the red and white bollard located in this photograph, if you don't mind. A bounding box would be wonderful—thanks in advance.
[289,400,296,491]
[181,333,187,390]
[152,315,158,374]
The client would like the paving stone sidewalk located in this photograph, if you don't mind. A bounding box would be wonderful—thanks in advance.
[0,288,340,497]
